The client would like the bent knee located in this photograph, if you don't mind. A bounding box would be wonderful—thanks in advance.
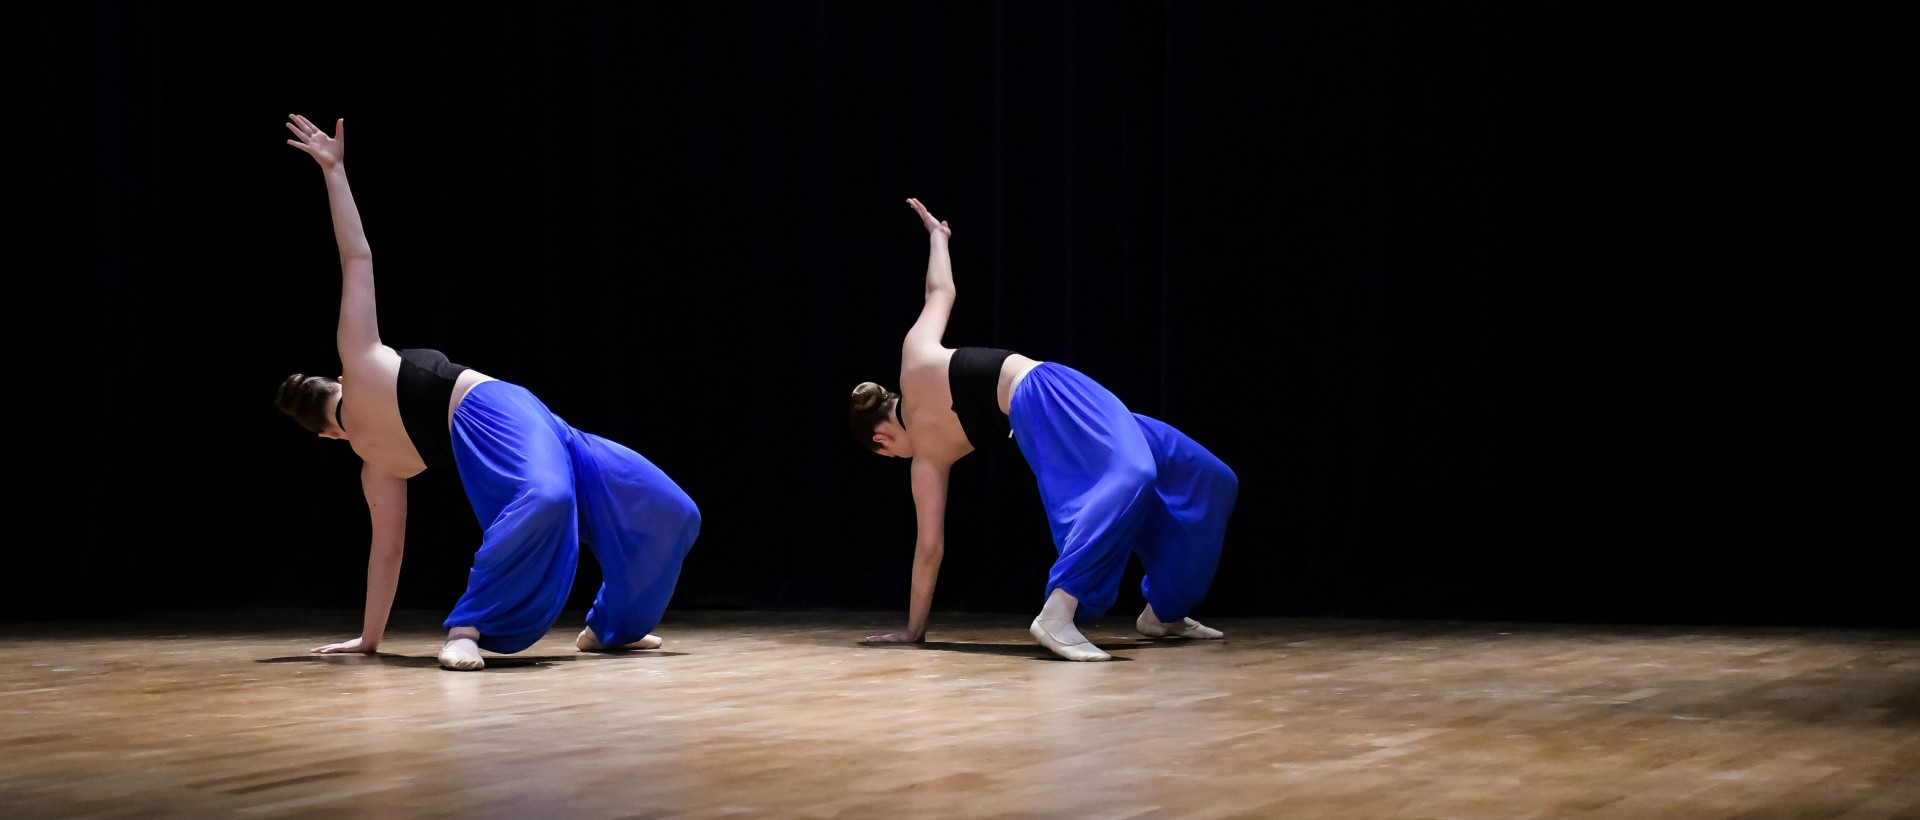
[515,483,578,525]
[1113,460,1158,497]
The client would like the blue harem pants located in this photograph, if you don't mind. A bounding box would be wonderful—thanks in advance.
[443,380,701,654]
[1009,363,1238,624]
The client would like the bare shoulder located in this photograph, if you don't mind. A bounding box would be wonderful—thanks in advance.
[342,345,402,376]
[899,345,955,401]
[338,346,403,411]
[901,342,955,374]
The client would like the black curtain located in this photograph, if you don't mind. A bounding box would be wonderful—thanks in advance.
[6,2,1912,627]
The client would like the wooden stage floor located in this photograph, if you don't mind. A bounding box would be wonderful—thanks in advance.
[2,609,1917,819]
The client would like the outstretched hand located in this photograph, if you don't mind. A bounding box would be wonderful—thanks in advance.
[906,198,952,241]
[285,113,345,170]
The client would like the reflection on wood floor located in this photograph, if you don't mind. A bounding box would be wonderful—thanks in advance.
[2,609,1918,819]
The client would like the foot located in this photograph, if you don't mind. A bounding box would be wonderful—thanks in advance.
[576,626,663,652]
[1136,606,1224,640]
[438,636,485,671]
[1029,616,1112,662]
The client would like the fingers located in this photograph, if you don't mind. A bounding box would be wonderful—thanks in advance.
[288,114,332,141]
[334,118,345,142]
[287,120,317,146]
[284,122,315,146]
[906,198,944,232]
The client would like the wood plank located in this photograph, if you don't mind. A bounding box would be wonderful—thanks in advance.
[2,611,1916,818]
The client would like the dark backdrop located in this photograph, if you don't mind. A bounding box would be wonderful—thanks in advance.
[5,3,1912,628]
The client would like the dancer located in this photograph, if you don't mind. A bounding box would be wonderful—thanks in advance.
[274,113,700,671]
[851,198,1238,661]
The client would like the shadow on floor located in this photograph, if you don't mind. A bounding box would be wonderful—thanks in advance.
[854,638,1220,660]
[256,651,689,670]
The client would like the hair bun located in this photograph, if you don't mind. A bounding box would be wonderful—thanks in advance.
[851,382,888,412]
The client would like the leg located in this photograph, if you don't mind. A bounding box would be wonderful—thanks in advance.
[1129,414,1237,638]
[441,382,584,663]
[1028,588,1111,661]
[1011,363,1158,661]
[569,431,700,652]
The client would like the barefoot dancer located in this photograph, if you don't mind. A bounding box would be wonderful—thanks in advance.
[851,198,1238,661]
[273,114,700,671]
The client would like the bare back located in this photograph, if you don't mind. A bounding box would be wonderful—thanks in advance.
[898,344,1042,468]
[340,345,494,479]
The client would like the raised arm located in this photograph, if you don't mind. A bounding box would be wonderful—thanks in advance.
[285,114,381,358]
[901,198,955,355]
[864,457,951,643]
[312,465,408,654]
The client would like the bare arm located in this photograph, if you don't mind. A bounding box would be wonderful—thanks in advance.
[901,197,956,355]
[865,457,951,643]
[312,466,408,654]
[285,114,381,357]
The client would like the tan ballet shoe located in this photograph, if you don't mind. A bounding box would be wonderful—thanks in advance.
[576,627,664,652]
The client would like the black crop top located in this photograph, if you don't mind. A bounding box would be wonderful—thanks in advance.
[949,346,1015,448]
[396,348,471,472]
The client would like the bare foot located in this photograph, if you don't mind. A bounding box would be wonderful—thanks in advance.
[576,627,663,652]
[438,637,485,671]
[1029,616,1111,661]
[1136,605,1225,640]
